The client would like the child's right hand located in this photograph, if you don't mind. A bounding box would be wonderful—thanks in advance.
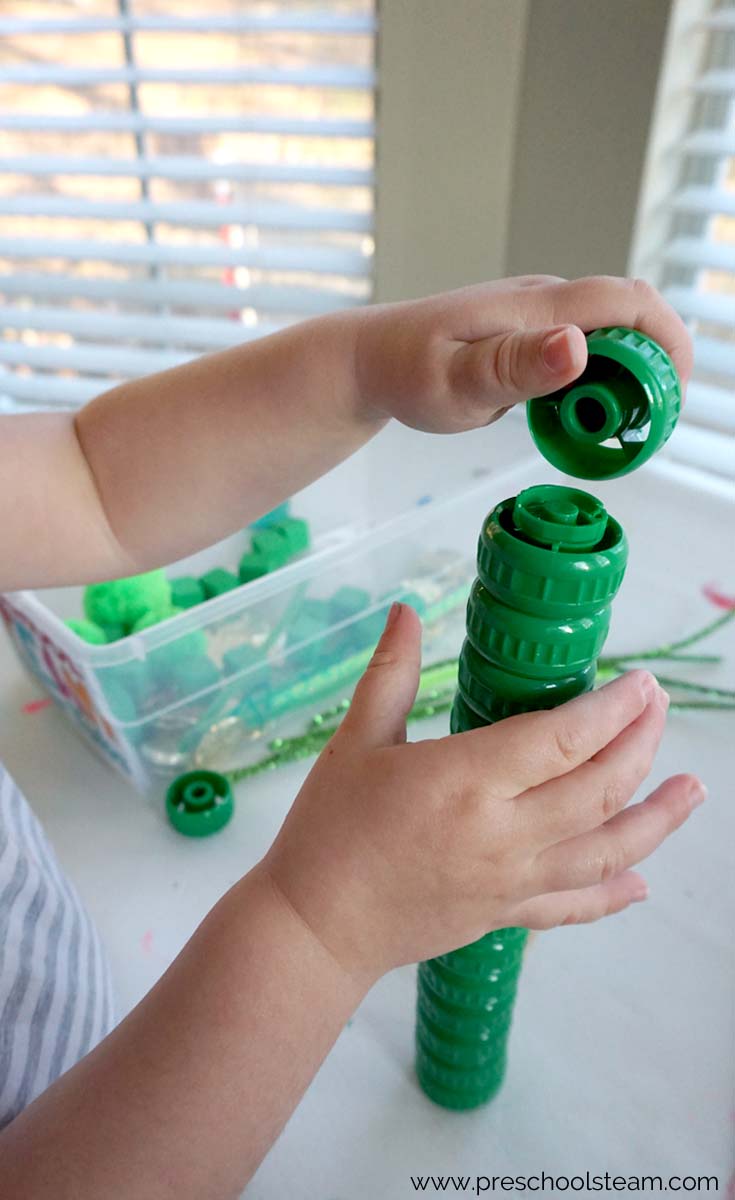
[263,602,705,988]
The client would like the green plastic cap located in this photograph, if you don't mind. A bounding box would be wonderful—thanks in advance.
[166,770,234,837]
[527,327,681,479]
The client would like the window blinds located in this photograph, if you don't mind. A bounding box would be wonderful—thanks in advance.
[0,2,376,411]
[631,0,735,478]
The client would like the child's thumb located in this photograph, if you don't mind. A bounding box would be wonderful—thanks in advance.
[340,602,422,747]
[453,324,588,407]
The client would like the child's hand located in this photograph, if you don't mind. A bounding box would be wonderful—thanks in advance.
[264,603,704,987]
[354,275,693,432]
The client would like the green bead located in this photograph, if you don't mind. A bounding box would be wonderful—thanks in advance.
[84,570,171,632]
[166,770,233,837]
[170,576,206,610]
[200,568,240,600]
[527,326,681,480]
[65,618,108,645]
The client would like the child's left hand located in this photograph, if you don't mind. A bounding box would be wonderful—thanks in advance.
[354,274,692,433]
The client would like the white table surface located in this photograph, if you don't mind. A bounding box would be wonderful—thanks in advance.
[1,444,733,1198]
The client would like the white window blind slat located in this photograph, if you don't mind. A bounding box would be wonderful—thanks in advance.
[0,113,374,138]
[0,195,372,233]
[0,155,372,186]
[0,0,376,413]
[630,0,734,479]
[0,13,377,36]
[0,64,375,88]
[0,236,370,277]
[0,371,116,408]
[0,273,357,316]
[0,305,280,351]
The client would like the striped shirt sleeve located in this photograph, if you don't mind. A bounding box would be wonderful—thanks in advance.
[0,763,114,1128]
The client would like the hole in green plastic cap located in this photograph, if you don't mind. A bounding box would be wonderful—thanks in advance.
[575,395,607,433]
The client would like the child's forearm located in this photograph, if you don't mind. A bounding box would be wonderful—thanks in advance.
[1,311,383,589]
[0,866,368,1199]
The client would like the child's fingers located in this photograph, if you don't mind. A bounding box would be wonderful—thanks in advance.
[533,774,705,895]
[452,275,692,391]
[516,688,669,846]
[454,669,658,799]
[449,324,588,409]
[509,870,649,931]
[340,601,422,748]
[547,276,694,390]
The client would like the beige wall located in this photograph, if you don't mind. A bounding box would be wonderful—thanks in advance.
[374,0,529,301]
[375,0,672,300]
[506,0,671,280]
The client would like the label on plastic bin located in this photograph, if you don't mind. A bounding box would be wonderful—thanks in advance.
[0,596,139,782]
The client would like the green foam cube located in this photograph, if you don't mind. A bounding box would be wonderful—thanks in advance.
[170,576,206,610]
[199,568,239,599]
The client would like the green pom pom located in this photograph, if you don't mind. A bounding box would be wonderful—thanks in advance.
[65,618,108,645]
[84,570,171,632]
[99,622,126,643]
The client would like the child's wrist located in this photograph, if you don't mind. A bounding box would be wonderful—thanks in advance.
[245,863,377,1004]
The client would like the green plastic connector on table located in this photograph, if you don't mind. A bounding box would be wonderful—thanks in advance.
[527,327,681,480]
[415,485,628,1111]
[170,576,206,610]
[65,618,108,645]
[166,769,234,837]
[84,570,171,632]
[200,568,240,599]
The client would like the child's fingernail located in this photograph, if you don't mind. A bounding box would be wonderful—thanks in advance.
[658,687,671,711]
[542,327,570,372]
[632,883,649,902]
[689,780,707,808]
[385,601,402,631]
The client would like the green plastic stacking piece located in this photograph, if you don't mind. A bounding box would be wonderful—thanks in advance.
[527,327,681,479]
[166,770,234,837]
[65,618,108,645]
[415,484,628,1110]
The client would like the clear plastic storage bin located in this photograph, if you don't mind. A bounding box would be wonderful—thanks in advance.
[0,423,523,791]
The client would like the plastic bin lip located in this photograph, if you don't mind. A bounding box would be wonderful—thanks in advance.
[3,458,541,669]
